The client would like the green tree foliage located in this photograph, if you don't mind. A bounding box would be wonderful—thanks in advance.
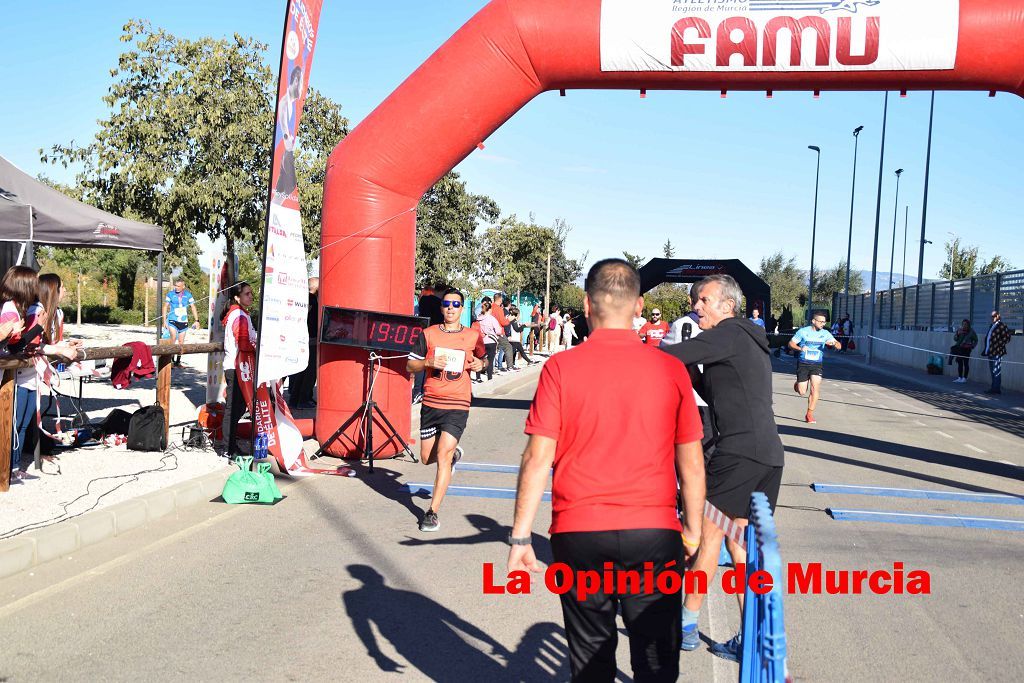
[812,261,864,309]
[42,20,347,263]
[644,283,691,322]
[662,239,675,258]
[938,238,1014,279]
[554,284,584,313]
[480,216,583,300]
[415,171,499,290]
[622,251,646,270]
[757,251,804,318]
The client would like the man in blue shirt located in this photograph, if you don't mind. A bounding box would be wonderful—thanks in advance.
[788,311,841,423]
[749,307,766,329]
[163,279,200,367]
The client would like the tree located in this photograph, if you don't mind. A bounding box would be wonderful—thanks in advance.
[554,284,584,313]
[662,239,675,258]
[757,252,804,318]
[42,20,348,264]
[622,251,645,270]
[938,238,1014,279]
[480,216,583,300]
[415,171,498,290]
[644,283,691,322]
[812,261,864,308]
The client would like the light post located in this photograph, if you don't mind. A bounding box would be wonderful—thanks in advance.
[807,145,822,324]
[867,91,890,365]
[901,205,909,287]
[845,125,864,295]
[888,168,904,291]
[917,91,935,285]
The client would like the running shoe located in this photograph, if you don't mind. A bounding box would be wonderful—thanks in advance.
[805,411,816,424]
[680,624,700,651]
[419,509,440,532]
[451,446,463,470]
[710,634,741,662]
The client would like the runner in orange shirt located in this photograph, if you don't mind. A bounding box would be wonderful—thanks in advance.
[406,288,486,532]
[638,308,670,346]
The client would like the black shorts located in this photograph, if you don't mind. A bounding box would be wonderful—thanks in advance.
[168,320,189,332]
[706,452,783,520]
[419,405,469,442]
[796,362,823,383]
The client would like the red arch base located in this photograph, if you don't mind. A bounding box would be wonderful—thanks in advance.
[317,0,1024,457]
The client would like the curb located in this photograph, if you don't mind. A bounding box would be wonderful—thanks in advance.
[0,466,233,581]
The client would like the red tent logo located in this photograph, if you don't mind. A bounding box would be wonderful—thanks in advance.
[94,222,120,238]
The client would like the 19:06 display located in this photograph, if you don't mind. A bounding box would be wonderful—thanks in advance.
[369,321,423,346]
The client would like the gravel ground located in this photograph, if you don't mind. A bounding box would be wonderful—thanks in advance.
[1,323,229,538]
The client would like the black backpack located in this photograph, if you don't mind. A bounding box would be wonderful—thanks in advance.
[127,405,167,452]
[99,408,134,437]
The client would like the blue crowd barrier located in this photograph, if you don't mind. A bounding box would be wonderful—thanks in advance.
[739,492,790,683]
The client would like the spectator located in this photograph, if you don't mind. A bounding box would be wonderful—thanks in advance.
[163,278,200,367]
[508,307,535,366]
[949,319,978,384]
[477,301,501,381]
[561,313,577,351]
[529,303,542,353]
[982,310,1011,395]
[547,305,561,353]
[509,258,705,681]
[491,293,516,373]
[288,277,320,409]
[220,281,257,457]
[631,310,647,333]
[1,266,76,483]
[638,308,670,346]
[839,313,853,353]
[661,274,785,660]
[749,307,766,329]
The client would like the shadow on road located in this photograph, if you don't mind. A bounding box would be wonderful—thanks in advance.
[778,424,1024,484]
[397,514,554,565]
[473,397,534,411]
[344,565,590,681]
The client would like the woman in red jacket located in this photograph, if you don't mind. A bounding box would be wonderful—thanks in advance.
[220,281,256,457]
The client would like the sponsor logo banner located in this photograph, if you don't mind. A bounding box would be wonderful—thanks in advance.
[600,0,958,72]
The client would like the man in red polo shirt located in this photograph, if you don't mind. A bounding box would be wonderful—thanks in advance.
[508,258,706,682]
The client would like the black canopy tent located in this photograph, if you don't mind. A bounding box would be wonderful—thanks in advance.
[638,258,771,320]
[0,155,165,337]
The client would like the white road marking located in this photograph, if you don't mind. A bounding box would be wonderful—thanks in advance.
[998,460,1021,468]
[894,412,907,418]
[966,444,987,454]
[915,421,927,427]
[935,431,953,439]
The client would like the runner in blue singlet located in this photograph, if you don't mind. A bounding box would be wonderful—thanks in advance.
[788,311,841,424]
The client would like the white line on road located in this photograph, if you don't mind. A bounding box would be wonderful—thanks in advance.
[894,412,907,418]
[935,431,953,439]
[915,420,927,427]
[966,444,987,454]
[998,460,1022,468]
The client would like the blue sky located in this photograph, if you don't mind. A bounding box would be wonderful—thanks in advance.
[4,1,1022,285]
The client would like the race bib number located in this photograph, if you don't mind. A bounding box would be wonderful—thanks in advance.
[435,347,466,373]
[174,306,187,317]
[803,347,823,363]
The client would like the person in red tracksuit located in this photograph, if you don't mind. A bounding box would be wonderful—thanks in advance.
[220,282,257,457]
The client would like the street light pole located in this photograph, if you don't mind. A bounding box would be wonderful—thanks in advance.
[867,91,890,365]
[888,168,904,291]
[845,125,864,294]
[947,231,958,280]
[807,145,822,324]
[901,205,909,287]
[917,91,935,284]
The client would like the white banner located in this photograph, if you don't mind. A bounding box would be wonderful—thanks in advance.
[206,254,232,404]
[600,0,959,72]
[257,203,310,385]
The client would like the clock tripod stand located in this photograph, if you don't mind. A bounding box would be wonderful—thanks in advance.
[311,350,416,474]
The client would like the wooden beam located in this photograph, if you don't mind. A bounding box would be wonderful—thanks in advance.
[156,353,172,445]
[0,370,15,492]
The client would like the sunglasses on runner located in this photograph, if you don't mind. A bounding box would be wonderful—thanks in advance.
[442,301,463,308]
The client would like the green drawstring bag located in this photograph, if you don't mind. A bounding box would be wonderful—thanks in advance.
[222,456,270,504]
[256,461,283,502]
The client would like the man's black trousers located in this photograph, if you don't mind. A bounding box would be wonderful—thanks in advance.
[550,529,682,682]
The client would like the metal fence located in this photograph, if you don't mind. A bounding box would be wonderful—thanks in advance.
[832,269,1024,334]
[739,492,788,683]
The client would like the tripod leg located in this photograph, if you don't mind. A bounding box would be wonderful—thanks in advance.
[311,406,366,460]
[370,402,417,461]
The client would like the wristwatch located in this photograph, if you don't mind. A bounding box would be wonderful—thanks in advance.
[508,533,532,546]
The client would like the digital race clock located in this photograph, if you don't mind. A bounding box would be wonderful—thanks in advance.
[320,306,429,353]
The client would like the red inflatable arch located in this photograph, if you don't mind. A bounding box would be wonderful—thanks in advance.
[318,0,1024,456]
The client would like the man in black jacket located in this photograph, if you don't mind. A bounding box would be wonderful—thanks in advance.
[661,274,785,662]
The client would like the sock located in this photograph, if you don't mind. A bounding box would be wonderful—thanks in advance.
[682,606,700,630]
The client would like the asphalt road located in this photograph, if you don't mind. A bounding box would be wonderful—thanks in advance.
[1,354,1022,682]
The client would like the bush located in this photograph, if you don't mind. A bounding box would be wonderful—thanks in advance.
[72,305,145,325]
